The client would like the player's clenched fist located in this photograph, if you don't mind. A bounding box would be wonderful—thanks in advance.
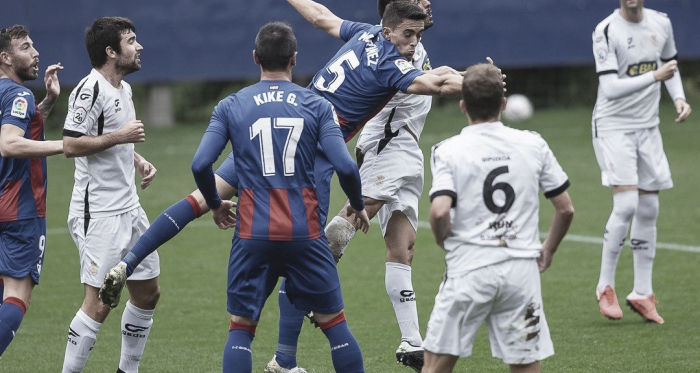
[117,119,145,143]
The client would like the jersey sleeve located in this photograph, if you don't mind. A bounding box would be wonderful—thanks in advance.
[316,100,343,141]
[660,17,678,61]
[339,21,372,42]
[428,142,457,206]
[63,78,104,137]
[537,139,570,199]
[593,25,618,75]
[1,86,35,132]
[377,56,424,93]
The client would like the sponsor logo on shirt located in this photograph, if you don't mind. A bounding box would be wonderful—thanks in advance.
[395,59,414,74]
[11,97,28,118]
[626,61,657,77]
[17,91,31,97]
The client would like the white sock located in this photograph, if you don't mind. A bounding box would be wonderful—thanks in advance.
[385,262,422,346]
[119,301,155,373]
[630,194,659,296]
[62,309,101,373]
[325,216,357,261]
[597,191,638,291]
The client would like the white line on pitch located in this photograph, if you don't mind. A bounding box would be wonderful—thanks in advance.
[47,219,700,254]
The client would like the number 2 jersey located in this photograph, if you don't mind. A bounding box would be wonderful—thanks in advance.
[592,8,678,134]
[63,69,140,218]
[202,80,361,241]
[0,79,47,221]
[309,21,424,142]
[429,122,570,278]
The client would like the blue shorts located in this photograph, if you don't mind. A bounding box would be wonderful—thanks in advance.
[0,218,46,284]
[227,236,344,320]
[215,152,239,188]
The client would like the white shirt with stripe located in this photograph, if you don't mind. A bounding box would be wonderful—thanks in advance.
[64,69,140,219]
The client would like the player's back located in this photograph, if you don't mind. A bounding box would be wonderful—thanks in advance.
[430,122,569,276]
[309,21,423,142]
[213,81,339,241]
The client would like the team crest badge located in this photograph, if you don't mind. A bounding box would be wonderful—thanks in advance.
[395,59,414,74]
[11,97,28,118]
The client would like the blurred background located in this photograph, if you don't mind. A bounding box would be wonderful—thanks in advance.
[7,0,700,128]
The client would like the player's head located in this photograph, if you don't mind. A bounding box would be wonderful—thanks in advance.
[381,2,427,60]
[253,22,297,72]
[0,25,39,82]
[620,0,644,12]
[460,64,505,123]
[378,0,433,30]
[85,17,142,74]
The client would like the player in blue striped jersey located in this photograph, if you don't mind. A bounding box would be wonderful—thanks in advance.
[190,22,370,373]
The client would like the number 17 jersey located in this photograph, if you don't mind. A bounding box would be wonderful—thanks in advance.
[429,122,570,278]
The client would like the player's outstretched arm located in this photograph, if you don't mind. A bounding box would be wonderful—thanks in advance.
[538,191,574,273]
[286,0,343,39]
[0,123,63,158]
[429,195,452,249]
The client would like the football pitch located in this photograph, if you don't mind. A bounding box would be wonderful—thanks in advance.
[2,101,699,372]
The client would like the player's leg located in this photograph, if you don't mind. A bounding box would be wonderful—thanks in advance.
[422,351,459,373]
[326,198,384,262]
[224,315,258,373]
[0,218,45,356]
[63,285,111,373]
[0,275,33,356]
[119,278,160,373]
[312,310,364,373]
[626,128,672,323]
[593,133,639,319]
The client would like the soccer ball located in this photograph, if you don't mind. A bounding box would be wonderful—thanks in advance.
[503,94,533,122]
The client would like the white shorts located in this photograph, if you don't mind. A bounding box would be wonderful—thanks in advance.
[422,259,554,365]
[68,206,160,288]
[593,127,673,190]
[356,128,423,236]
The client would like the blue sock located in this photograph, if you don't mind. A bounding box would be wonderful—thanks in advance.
[122,198,198,276]
[320,314,364,373]
[0,298,26,356]
[275,279,305,369]
[223,324,255,373]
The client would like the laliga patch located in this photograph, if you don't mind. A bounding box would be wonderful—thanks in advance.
[394,59,415,74]
[596,47,608,63]
[73,107,88,124]
[11,97,28,118]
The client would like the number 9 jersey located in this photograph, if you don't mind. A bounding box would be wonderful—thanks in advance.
[428,122,570,278]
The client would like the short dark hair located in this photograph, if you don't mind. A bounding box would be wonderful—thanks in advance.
[0,25,29,53]
[382,2,427,29]
[377,0,415,18]
[462,64,504,122]
[85,17,136,68]
[254,22,297,72]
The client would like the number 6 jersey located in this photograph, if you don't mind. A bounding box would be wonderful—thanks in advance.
[429,122,570,277]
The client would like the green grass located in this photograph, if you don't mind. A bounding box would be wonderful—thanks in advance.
[2,101,699,372]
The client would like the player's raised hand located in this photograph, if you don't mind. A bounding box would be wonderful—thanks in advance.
[654,60,677,81]
[212,200,237,230]
[674,98,692,123]
[486,57,507,92]
[44,62,63,100]
[118,120,146,143]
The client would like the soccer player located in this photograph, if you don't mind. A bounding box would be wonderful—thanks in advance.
[422,63,574,373]
[61,17,159,373]
[592,0,691,324]
[191,21,370,373]
[0,25,63,357]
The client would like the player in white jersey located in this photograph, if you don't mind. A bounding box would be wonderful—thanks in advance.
[421,63,573,373]
[61,17,160,373]
[321,0,461,369]
[591,0,691,324]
